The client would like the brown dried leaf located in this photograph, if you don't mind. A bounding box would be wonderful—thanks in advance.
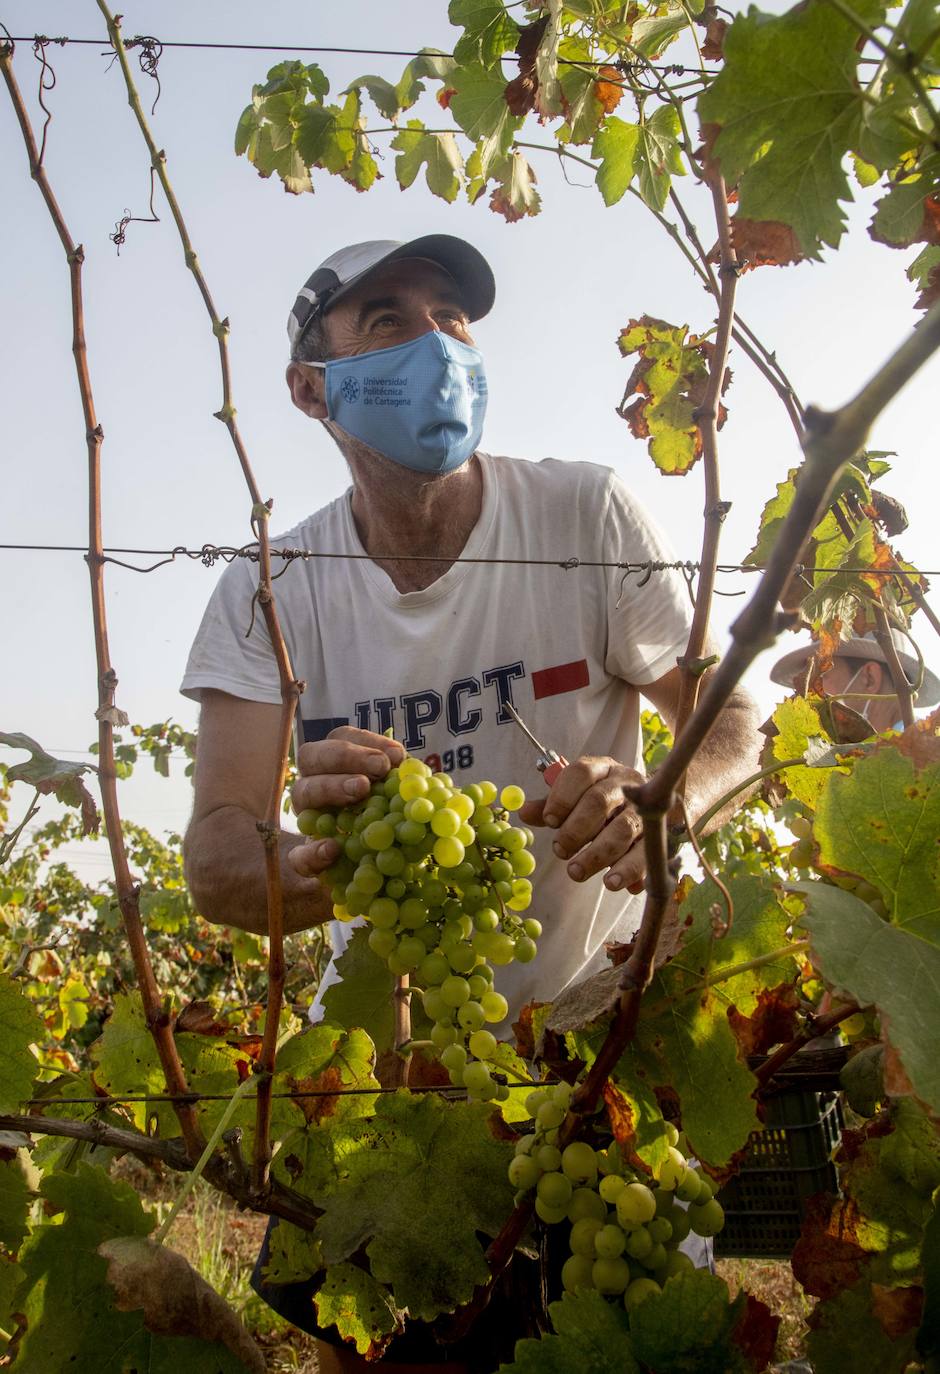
[790,1193,868,1300]
[504,15,548,116]
[893,707,940,769]
[727,984,800,1058]
[175,1000,231,1038]
[870,1282,923,1338]
[595,66,623,115]
[98,1236,265,1373]
[512,1001,549,1060]
[729,217,806,270]
[729,1292,781,1372]
[701,15,728,61]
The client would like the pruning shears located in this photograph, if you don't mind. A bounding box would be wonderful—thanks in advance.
[505,702,569,788]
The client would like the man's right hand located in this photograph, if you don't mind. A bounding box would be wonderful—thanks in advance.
[288,727,405,880]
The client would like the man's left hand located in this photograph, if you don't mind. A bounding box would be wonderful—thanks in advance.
[518,756,646,894]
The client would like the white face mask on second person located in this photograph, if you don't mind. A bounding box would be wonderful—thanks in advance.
[839,662,873,723]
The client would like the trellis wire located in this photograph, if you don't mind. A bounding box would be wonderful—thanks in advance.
[0,543,937,578]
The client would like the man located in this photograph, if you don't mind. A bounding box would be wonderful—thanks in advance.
[181,233,760,1017]
[180,235,760,1369]
[770,628,940,730]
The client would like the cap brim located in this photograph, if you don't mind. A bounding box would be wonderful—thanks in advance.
[323,234,496,323]
[769,641,940,707]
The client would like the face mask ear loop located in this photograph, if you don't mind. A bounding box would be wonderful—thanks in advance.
[840,663,872,723]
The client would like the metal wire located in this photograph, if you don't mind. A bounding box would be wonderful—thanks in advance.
[0,543,936,577]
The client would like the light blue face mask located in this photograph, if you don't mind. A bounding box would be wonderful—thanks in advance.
[310,330,488,474]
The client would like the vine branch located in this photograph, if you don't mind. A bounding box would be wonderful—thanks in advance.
[97,1,305,1195]
[0,37,203,1162]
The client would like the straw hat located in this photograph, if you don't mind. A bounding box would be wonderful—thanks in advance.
[769,628,940,707]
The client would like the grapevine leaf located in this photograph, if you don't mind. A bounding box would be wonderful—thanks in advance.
[98,1236,265,1373]
[795,881,940,1112]
[499,1288,638,1373]
[486,1040,533,1122]
[343,74,409,120]
[558,42,619,146]
[392,121,464,202]
[770,697,843,808]
[0,1255,23,1339]
[807,1280,918,1374]
[840,1042,886,1117]
[295,95,358,175]
[570,873,795,1166]
[632,2,690,59]
[313,1261,402,1358]
[870,156,940,247]
[616,316,724,475]
[450,0,521,68]
[489,151,541,221]
[592,117,640,206]
[312,1092,515,1321]
[0,1155,31,1250]
[0,732,99,832]
[628,1270,750,1372]
[449,62,522,155]
[813,744,940,942]
[698,0,887,255]
[726,216,806,269]
[634,105,685,212]
[319,927,399,1054]
[0,975,43,1113]
[275,1022,378,1124]
[908,244,940,310]
[261,1219,323,1285]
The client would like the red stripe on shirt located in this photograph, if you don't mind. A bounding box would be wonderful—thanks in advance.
[532,659,590,699]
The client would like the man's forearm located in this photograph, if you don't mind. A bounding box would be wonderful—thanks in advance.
[679,689,763,834]
[183,805,331,935]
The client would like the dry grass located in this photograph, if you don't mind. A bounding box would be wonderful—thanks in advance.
[119,1159,814,1372]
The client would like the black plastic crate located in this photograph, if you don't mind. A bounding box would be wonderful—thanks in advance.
[714,1089,843,1259]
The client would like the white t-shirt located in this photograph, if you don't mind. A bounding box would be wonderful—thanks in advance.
[181,453,693,1020]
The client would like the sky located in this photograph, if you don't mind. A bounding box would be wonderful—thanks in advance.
[3,0,939,882]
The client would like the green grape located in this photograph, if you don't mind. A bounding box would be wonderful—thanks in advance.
[567,1188,607,1224]
[368,898,399,930]
[448,942,477,974]
[434,836,465,868]
[561,1254,596,1293]
[661,1250,695,1279]
[296,809,320,836]
[478,781,498,805]
[489,857,514,883]
[462,1061,492,1095]
[675,1168,702,1204]
[664,1122,680,1148]
[396,936,425,970]
[535,1197,569,1225]
[399,897,429,929]
[440,1043,467,1074]
[480,990,509,1025]
[430,808,461,838]
[422,988,448,1022]
[624,1226,653,1261]
[537,1171,573,1210]
[656,1146,688,1192]
[513,935,538,963]
[395,819,426,846]
[624,1277,661,1313]
[385,878,406,901]
[599,1174,627,1204]
[562,1142,598,1185]
[457,1001,486,1032]
[418,952,450,986]
[468,1029,497,1060]
[488,934,516,965]
[525,1089,551,1118]
[467,974,489,999]
[641,1242,668,1272]
[431,1021,458,1049]
[592,1256,631,1295]
[522,917,542,938]
[316,813,337,837]
[500,784,526,811]
[569,1217,604,1257]
[511,850,536,877]
[508,1155,540,1191]
[694,1175,714,1205]
[687,1197,725,1237]
[537,1101,566,1131]
[648,1216,673,1245]
[535,1144,562,1173]
[594,1223,627,1259]
[387,953,410,976]
[616,1183,657,1227]
[669,1208,691,1243]
[440,976,471,1008]
[376,847,405,875]
[353,867,384,896]
[473,907,500,933]
[399,775,429,801]
[551,1082,573,1109]
[368,928,398,959]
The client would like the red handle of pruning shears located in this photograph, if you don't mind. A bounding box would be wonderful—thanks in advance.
[504,703,568,789]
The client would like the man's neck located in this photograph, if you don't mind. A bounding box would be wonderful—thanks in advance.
[346,444,484,594]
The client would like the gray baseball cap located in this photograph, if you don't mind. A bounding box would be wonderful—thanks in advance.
[287,235,496,352]
[770,629,940,707]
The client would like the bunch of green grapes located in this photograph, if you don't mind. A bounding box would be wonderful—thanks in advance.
[508,1088,724,1315]
[297,755,539,1101]
[786,813,815,872]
